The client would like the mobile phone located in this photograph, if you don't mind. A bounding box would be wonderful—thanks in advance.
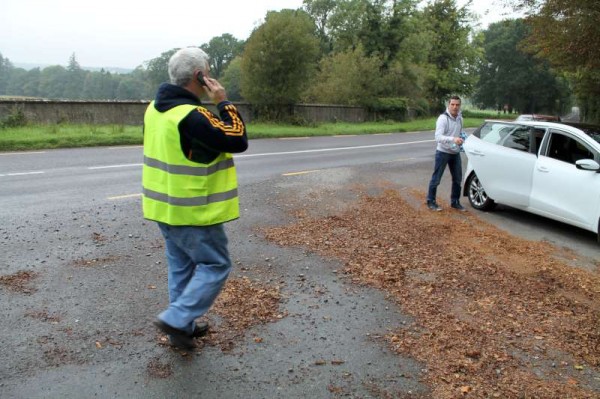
[197,74,209,88]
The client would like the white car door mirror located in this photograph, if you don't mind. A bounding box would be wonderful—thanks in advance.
[575,159,600,171]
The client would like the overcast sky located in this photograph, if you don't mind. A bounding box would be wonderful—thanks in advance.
[0,0,519,70]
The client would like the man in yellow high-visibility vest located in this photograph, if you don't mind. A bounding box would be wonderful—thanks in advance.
[143,47,247,349]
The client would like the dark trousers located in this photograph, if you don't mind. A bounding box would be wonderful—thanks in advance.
[426,150,462,204]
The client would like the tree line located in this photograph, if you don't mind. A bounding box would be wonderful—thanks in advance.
[0,0,596,122]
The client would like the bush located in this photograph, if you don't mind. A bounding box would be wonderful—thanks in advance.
[462,109,516,120]
[1,109,27,128]
[368,97,410,121]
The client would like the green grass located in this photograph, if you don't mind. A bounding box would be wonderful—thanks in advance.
[247,117,486,139]
[0,115,496,152]
[0,124,144,151]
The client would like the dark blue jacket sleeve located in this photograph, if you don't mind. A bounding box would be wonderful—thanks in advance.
[178,101,248,163]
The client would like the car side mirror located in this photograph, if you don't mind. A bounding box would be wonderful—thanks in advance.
[575,159,600,172]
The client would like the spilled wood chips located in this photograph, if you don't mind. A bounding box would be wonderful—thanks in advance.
[263,189,600,398]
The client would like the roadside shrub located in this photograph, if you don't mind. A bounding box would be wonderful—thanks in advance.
[410,98,431,118]
[462,109,517,120]
[368,97,410,121]
[1,109,27,128]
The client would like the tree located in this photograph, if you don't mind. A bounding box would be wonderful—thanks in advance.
[303,45,385,106]
[380,0,419,66]
[473,19,570,114]
[515,0,600,71]
[64,53,86,99]
[144,49,179,88]
[200,34,244,78]
[327,0,370,52]
[356,0,386,57]
[220,56,243,101]
[5,68,27,96]
[0,52,12,95]
[128,66,154,100]
[82,69,118,99]
[6,68,41,98]
[420,0,481,111]
[241,9,320,119]
[302,0,337,55]
[39,65,68,99]
[510,0,600,122]
[116,77,144,100]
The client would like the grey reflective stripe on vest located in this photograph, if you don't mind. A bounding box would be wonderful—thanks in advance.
[144,156,235,176]
[143,187,238,206]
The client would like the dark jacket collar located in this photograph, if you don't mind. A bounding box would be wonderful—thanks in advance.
[153,83,201,112]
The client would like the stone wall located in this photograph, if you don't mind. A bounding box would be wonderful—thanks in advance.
[0,99,369,125]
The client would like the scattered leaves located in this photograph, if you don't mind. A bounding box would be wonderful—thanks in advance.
[146,357,173,379]
[0,270,38,294]
[200,276,282,351]
[263,188,600,398]
[70,256,120,268]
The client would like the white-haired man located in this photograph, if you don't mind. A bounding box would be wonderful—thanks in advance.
[143,47,247,349]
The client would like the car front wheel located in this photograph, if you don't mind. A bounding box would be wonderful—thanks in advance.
[467,173,496,211]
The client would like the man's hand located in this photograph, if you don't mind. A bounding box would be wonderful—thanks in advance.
[203,77,227,104]
[454,137,464,145]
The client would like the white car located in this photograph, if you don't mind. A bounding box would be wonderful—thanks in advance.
[463,120,600,242]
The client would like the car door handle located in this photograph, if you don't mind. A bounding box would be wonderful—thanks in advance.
[537,166,549,173]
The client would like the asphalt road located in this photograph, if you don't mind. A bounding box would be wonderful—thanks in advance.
[0,132,435,212]
[1,131,598,398]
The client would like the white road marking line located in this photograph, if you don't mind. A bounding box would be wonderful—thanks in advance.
[2,138,432,176]
[108,193,142,200]
[0,171,45,177]
[0,151,46,156]
[236,140,434,158]
[282,170,321,176]
[88,163,142,170]
[382,157,415,163]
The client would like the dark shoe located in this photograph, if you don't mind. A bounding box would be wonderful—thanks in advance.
[191,321,209,338]
[451,202,467,211]
[153,319,196,349]
[427,201,442,212]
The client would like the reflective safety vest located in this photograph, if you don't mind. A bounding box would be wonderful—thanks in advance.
[142,102,239,226]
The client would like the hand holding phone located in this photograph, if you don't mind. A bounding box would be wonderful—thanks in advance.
[197,74,210,91]
[197,73,227,104]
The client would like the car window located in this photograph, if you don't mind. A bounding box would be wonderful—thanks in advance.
[502,127,531,152]
[546,131,595,164]
[563,124,600,145]
[477,122,515,144]
[475,122,543,154]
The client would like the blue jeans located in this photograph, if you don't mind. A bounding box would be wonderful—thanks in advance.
[156,222,232,335]
[427,150,462,204]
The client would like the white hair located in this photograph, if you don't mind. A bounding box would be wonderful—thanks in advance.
[168,47,210,86]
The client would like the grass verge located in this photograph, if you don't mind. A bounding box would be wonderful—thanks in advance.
[0,116,502,152]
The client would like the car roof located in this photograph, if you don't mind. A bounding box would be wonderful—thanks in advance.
[516,114,560,120]
[485,120,572,129]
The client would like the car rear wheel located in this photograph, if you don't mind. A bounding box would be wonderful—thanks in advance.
[467,173,496,211]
